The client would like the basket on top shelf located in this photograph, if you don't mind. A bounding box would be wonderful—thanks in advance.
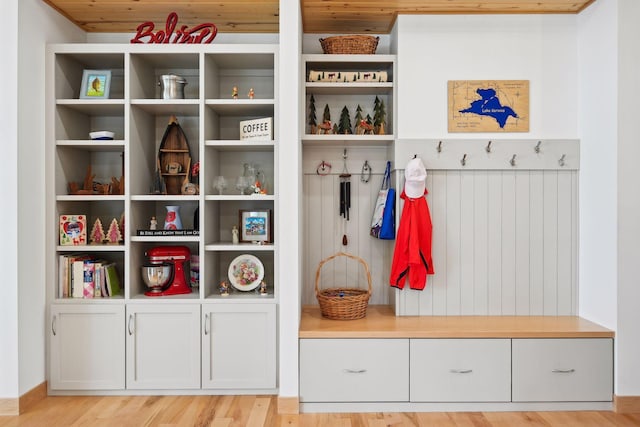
[315,252,372,320]
[319,35,379,55]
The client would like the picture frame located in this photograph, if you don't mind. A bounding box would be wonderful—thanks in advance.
[80,69,111,99]
[239,209,272,243]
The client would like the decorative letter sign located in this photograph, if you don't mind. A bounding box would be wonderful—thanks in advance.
[131,12,218,44]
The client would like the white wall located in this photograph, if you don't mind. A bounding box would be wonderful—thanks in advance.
[615,0,640,397]
[0,0,19,401]
[395,14,578,139]
[17,0,85,395]
[577,0,618,332]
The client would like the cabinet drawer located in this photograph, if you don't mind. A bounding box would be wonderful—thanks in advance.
[410,339,510,402]
[299,339,409,402]
[512,338,613,402]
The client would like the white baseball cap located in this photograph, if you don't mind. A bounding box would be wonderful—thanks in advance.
[404,157,427,198]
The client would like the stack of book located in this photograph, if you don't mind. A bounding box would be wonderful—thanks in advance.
[58,254,121,298]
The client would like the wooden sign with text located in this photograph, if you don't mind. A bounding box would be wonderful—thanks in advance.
[131,12,217,44]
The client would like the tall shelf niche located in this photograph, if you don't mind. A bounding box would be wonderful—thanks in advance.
[301,54,397,306]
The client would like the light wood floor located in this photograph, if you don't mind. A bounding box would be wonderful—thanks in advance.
[1,395,640,427]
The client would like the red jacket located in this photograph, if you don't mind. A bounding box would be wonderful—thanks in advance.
[389,190,434,290]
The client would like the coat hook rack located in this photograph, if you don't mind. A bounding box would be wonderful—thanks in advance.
[485,140,492,153]
[535,141,542,153]
[437,141,442,153]
[559,154,566,167]
[510,154,517,167]
[460,154,467,166]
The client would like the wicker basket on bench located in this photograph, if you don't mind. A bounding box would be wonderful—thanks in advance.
[315,252,372,320]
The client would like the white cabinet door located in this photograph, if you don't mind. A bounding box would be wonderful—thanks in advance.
[410,339,511,402]
[512,338,613,402]
[202,303,276,389]
[126,303,201,389]
[50,304,125,390]
[299,338,409,402]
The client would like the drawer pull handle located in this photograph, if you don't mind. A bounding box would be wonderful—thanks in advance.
[552,368,575,374]
[343,369,367,374]
[450,369,473,374]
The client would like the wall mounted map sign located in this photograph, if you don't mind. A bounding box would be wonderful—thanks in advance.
[448,80,529,132]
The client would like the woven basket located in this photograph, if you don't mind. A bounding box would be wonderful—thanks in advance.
[315,252,372,320]
[319,35,379,54]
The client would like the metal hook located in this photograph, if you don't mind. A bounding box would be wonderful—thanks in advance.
[361,160,371,183]
[535,141,542,154]
[559,154,566,167]
[510,154,517,167]
[460,154,467,166]
[437,141,442,153]
[340,148,351,178]
[485,140,492,153]
[316,160,331,176]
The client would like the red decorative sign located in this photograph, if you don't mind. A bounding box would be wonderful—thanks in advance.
[131,12,217,44]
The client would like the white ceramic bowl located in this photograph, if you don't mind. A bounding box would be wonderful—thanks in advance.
[90,130,115,140]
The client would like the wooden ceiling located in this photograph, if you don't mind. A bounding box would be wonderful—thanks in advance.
[43,0,596,34]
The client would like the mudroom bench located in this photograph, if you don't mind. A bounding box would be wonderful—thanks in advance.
[299,305,614,413]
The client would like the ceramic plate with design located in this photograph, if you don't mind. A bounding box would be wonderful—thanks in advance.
[228,254,264,291]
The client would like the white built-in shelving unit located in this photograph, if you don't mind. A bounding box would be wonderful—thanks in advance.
[46,43,278,393]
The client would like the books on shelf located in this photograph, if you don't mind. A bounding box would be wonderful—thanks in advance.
[136,229,199,236]
[58,254,122,298]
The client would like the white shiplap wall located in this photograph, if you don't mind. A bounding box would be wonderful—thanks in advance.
[303,140,579,316]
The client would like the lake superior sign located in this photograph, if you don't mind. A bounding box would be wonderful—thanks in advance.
[448,80,529,132]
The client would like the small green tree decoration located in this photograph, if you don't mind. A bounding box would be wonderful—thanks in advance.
[355,105,364,124]
[373,96,382,132]
[323,104,331,123]
[338,106,353,134]
[308,95,317,134]
[377,99,386,135]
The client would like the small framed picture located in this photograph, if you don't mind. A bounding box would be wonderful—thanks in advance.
[239,209,272,243]
[80,70,111,99]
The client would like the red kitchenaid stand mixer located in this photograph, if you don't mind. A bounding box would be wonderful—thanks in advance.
[144,245,192,296]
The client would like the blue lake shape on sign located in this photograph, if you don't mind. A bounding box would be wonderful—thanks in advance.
[459,88,518,128]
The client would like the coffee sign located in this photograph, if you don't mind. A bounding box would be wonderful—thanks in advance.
[131,12,217,44]
[240,118,273,141]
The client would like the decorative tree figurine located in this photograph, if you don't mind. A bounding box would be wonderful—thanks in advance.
[338,106,353,134]
[355,104,364,124]
[332,123,339,134]
[308,95,317,134]
[322,104,331,124]
[90,218,105,244]
[373,96,382,133]
[377,99,387,135]
[106,218,122,244]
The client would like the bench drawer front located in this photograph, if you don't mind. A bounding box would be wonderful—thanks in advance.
[410,339,511,402]
[300,338,409,402]
[512,338,613,402]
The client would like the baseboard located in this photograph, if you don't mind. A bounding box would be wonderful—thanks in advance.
[614,395,640,413]
[19,381,47,414]
[0,398,19,416]
[277,396,299,414]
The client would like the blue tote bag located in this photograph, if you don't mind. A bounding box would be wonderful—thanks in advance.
[370,161,395,240]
